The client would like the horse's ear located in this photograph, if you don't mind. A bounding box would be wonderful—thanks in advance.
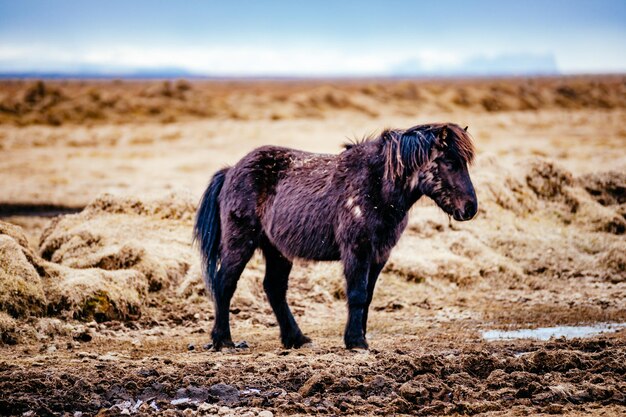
[437,125,449,148]
[464,126,469,132]
[440,125,448,140]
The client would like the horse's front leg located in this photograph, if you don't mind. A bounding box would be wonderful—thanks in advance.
[362,260,387,337]
[343,254,371,349]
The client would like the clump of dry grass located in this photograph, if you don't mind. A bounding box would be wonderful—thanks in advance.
[0,223,47,317]
[83,192,195,221]
[0,220,147,323]
[43,264,146,322]
[0,194,185,323]
[598,243,626,283]
[39,192,195,292]
[0,311,18,344]
[579,171,626,206]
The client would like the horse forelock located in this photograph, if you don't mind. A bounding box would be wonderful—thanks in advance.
[444,124,475,165]
[414,123,475,166]
[381,127,436,181]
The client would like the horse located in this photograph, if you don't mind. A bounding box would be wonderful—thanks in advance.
[194,123,477,350]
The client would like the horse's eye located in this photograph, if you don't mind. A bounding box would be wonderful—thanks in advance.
[443,159,460,170]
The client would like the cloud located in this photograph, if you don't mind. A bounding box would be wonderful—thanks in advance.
[0,44,559,77]
[0,44,393,76]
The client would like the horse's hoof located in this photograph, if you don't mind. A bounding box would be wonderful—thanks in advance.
[293,335,312,349]
[212,340,235,351]
[282,334,312,349]
[345,338,369,350]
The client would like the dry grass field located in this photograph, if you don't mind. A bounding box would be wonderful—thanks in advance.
[0,76,625,416]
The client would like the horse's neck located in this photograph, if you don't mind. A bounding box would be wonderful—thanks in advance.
[346,143,421,215]
[378,181,422,220]
[407,188,424,207]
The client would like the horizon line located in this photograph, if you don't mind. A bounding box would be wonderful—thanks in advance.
[3,71,626,82]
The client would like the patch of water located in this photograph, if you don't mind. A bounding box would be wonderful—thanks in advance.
[482,323,626,341]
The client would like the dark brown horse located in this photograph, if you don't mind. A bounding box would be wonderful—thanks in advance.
[194,123,477,350]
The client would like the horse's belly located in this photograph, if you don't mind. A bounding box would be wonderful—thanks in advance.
[263,199,340,261]
[275,238,341,261]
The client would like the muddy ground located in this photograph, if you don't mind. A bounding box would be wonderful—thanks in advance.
[0,77,625,416]
[1,326,625,416]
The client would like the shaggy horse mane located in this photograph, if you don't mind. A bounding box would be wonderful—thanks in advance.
[344,123,475,180]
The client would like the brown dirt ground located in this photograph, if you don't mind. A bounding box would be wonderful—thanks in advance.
[0,76,625,417]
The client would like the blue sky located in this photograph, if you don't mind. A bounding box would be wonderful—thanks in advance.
[0,0,625,76]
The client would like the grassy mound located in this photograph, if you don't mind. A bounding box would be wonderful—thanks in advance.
[39,192,195,292]
[0,220,146,328]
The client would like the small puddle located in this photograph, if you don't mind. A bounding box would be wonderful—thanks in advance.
[482,323,626,341]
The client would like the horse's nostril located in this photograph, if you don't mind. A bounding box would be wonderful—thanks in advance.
[464,201,477,218]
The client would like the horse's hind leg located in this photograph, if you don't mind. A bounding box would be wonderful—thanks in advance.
[212,234,257,350]
[261,239,311,348]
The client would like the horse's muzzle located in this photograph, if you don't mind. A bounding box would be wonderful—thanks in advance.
[453,200,478,221]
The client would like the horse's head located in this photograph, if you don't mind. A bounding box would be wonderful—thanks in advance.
[381,123,478,221]
[418,124,477,221]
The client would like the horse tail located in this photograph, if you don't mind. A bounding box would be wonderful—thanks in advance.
[194,168,228,299]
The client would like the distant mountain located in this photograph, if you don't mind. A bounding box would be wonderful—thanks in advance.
[392,53,559,77]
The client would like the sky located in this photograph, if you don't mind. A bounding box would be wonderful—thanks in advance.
[0,0,625,77]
